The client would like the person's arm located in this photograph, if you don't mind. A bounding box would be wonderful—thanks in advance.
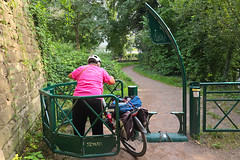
[107,76,115,85]
[68,73,73,79]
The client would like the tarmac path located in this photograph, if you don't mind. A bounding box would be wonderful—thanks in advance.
[115,65,220,160]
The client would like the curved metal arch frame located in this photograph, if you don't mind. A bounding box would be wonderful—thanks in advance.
[145,3,187,135]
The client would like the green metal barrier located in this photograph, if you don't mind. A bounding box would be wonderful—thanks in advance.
[145,3,187,135]
[104,80,123,98]
[145,3,188,142]
[201,82,240,132]
[189,82,201,139]
[39,80,123,158]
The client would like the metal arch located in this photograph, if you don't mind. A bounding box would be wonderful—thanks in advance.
[145,3,187,135]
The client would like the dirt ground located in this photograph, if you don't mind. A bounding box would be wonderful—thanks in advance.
[56,65,239,160]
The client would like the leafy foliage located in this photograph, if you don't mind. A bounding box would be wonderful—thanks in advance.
[106,0,159,59]
[49,42,135,85]
[29,0,240,82]
[174,0,240,81]
[46,0,109,50]
[137,0,240,82]
[50,42,88,83]
[13,120,47,160]
[29,0,54,83]
[29,0,130,84]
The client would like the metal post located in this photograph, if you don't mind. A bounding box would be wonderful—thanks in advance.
[189,82,201,139]
[128,86,138,97]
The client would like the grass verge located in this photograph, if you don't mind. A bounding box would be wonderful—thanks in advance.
[198,132,240,150]
[133,65,182,87]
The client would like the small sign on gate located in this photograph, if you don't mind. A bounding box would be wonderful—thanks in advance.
[83,135,117,155]
[192,88,200,97]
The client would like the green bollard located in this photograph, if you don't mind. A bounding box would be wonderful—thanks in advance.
[189,82,201,139]
[128,86,138,97]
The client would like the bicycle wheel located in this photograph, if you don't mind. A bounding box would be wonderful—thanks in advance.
[120,117,147,157]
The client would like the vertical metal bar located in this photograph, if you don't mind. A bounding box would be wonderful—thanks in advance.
[202,85,207,132]
[50,91,56,132]
[119,80,124,98]
[40,94,46,136]
[47,84,57,151]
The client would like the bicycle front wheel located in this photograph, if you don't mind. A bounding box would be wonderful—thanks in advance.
[120,117,147,157]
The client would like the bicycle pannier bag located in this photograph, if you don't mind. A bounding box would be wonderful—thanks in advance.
[119,111,134,140]
[137,108,148,128]
[111,96,142,114]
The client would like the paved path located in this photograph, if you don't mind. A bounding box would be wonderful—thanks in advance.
[117,66,219,160]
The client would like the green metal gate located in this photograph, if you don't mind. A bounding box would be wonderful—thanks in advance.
[189,82,240,137]
[39,80,123,158]
[202,82,240,132]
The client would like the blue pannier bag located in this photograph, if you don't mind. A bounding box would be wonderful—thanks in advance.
[111,96,142,114]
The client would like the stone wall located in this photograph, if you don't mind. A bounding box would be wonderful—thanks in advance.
[0,0,45,159]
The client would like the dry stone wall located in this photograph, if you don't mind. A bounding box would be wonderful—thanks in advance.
[0,0,45,159]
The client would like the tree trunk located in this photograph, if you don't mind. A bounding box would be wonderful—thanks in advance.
[75,13,80,50]
[222,44,234,81]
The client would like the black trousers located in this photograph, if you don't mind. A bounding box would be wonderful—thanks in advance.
[72,98,103,136]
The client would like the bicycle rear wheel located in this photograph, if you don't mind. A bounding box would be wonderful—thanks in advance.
[120,117,147,157]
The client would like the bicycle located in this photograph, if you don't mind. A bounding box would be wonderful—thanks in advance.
[103,99,147,157]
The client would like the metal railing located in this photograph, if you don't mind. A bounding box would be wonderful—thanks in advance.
[201,82,240,132]
[39,80,123,158]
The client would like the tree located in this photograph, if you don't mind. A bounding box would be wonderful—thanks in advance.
[174,0,240,81]
[47,0,109,50]
[136,0,240,81]
[105,0,159,59]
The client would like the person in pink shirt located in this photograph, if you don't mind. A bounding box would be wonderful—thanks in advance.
[68,55,115,135]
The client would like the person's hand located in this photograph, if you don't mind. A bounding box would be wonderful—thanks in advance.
[107,76,115,85]
[68,73,73,79]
